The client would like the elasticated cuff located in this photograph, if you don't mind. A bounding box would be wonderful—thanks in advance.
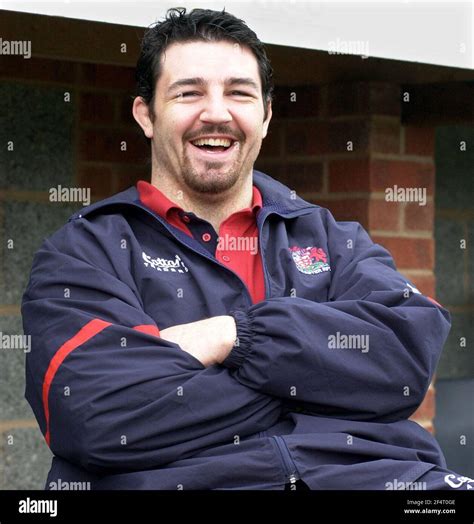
[221,309,253,369]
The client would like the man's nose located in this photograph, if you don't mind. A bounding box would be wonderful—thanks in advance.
[199,94,232,124]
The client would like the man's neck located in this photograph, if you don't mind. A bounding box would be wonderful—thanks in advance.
[150,172,254,233]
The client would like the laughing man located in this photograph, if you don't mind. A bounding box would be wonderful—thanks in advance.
[22,8,472,491]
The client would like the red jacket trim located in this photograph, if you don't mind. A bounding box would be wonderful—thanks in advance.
[42,318,111,446]
[133,324,161,337]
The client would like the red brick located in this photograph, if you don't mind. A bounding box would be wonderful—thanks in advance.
[284,162,323,193]
[0,56,76,83]
[116,168,149,192]
[406,274,436,298]
[368,199,400,231]
[328,158,371,192]
[272,86,320,118]
[404,125,435,156]
[371,236,434,269]
[370,160,434,195]
[79,92,115,123]
[259,123,283,158]
[120,95,138,126]
[327,82,400,117]
[327,83,369,117]
[78,165,115,197]
[368,83,401,117]
[313,198,369,227]
[404,201,434,231]
[410,387,435,422]
[80,63,136,91]
[370,119,400,154]
[254,162,285,182]
[328,120,370,153]
[286,121,329,155]
[79,129,149,163]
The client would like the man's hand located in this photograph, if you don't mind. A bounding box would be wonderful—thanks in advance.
[160,315,237,367]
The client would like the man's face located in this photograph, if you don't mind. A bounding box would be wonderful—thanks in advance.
[148,40,272,195]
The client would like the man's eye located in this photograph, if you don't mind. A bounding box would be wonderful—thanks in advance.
[231,91,251,97]
[178,92,199,98]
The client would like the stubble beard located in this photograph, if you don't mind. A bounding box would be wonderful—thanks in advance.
[178,141,259,196]
[180,150,244,195]
[154,133,262,196]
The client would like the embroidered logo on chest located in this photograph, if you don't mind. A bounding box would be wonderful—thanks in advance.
[289,246,331,275]
[142,251,189,273]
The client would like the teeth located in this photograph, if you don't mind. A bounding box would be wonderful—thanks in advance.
[192,138,232,147]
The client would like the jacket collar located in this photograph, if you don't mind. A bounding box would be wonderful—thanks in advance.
[70,169,314,221]
[252,170,314,213]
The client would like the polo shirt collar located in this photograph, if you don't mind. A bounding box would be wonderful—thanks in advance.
[136,180,262,222]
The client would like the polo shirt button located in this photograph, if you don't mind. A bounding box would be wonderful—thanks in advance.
[202,232,211,242]
[182,215,191,223]
[222,255,231,262]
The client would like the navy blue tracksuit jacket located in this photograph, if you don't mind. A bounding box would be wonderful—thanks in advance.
[22,170,466,490]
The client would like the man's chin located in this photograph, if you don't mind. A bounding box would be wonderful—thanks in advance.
[182,169,241,195]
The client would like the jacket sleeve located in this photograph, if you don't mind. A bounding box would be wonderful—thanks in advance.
[222,212,451,423]
[22,216,282,475]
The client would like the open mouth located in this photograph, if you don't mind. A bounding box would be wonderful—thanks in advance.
[189,137,238,156]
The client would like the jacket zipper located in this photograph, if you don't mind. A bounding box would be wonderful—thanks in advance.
[256,209,273,300]
[271,435,299,485]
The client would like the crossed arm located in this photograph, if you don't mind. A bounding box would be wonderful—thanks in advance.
[160,315,237,367]
[22,213,451,474]
[163,218,451,424]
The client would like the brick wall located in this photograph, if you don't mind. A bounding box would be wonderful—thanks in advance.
[256,82,438,432]
[77,63,149,198]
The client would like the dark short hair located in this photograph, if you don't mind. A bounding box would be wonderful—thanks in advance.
[136,7,274,121]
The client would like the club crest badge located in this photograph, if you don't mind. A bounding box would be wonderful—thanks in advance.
[289,246,331,275]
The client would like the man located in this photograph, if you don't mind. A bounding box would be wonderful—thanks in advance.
[22,7,472,490]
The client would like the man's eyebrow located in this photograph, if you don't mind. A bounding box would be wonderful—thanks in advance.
[226,77,260,91]
[167,77,260,94]
[167,77,205,94]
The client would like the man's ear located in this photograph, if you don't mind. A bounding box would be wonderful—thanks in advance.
[262,100,273,139]
[132,97,154,139]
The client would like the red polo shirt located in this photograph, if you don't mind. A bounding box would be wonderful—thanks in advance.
[137,181,265,306]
